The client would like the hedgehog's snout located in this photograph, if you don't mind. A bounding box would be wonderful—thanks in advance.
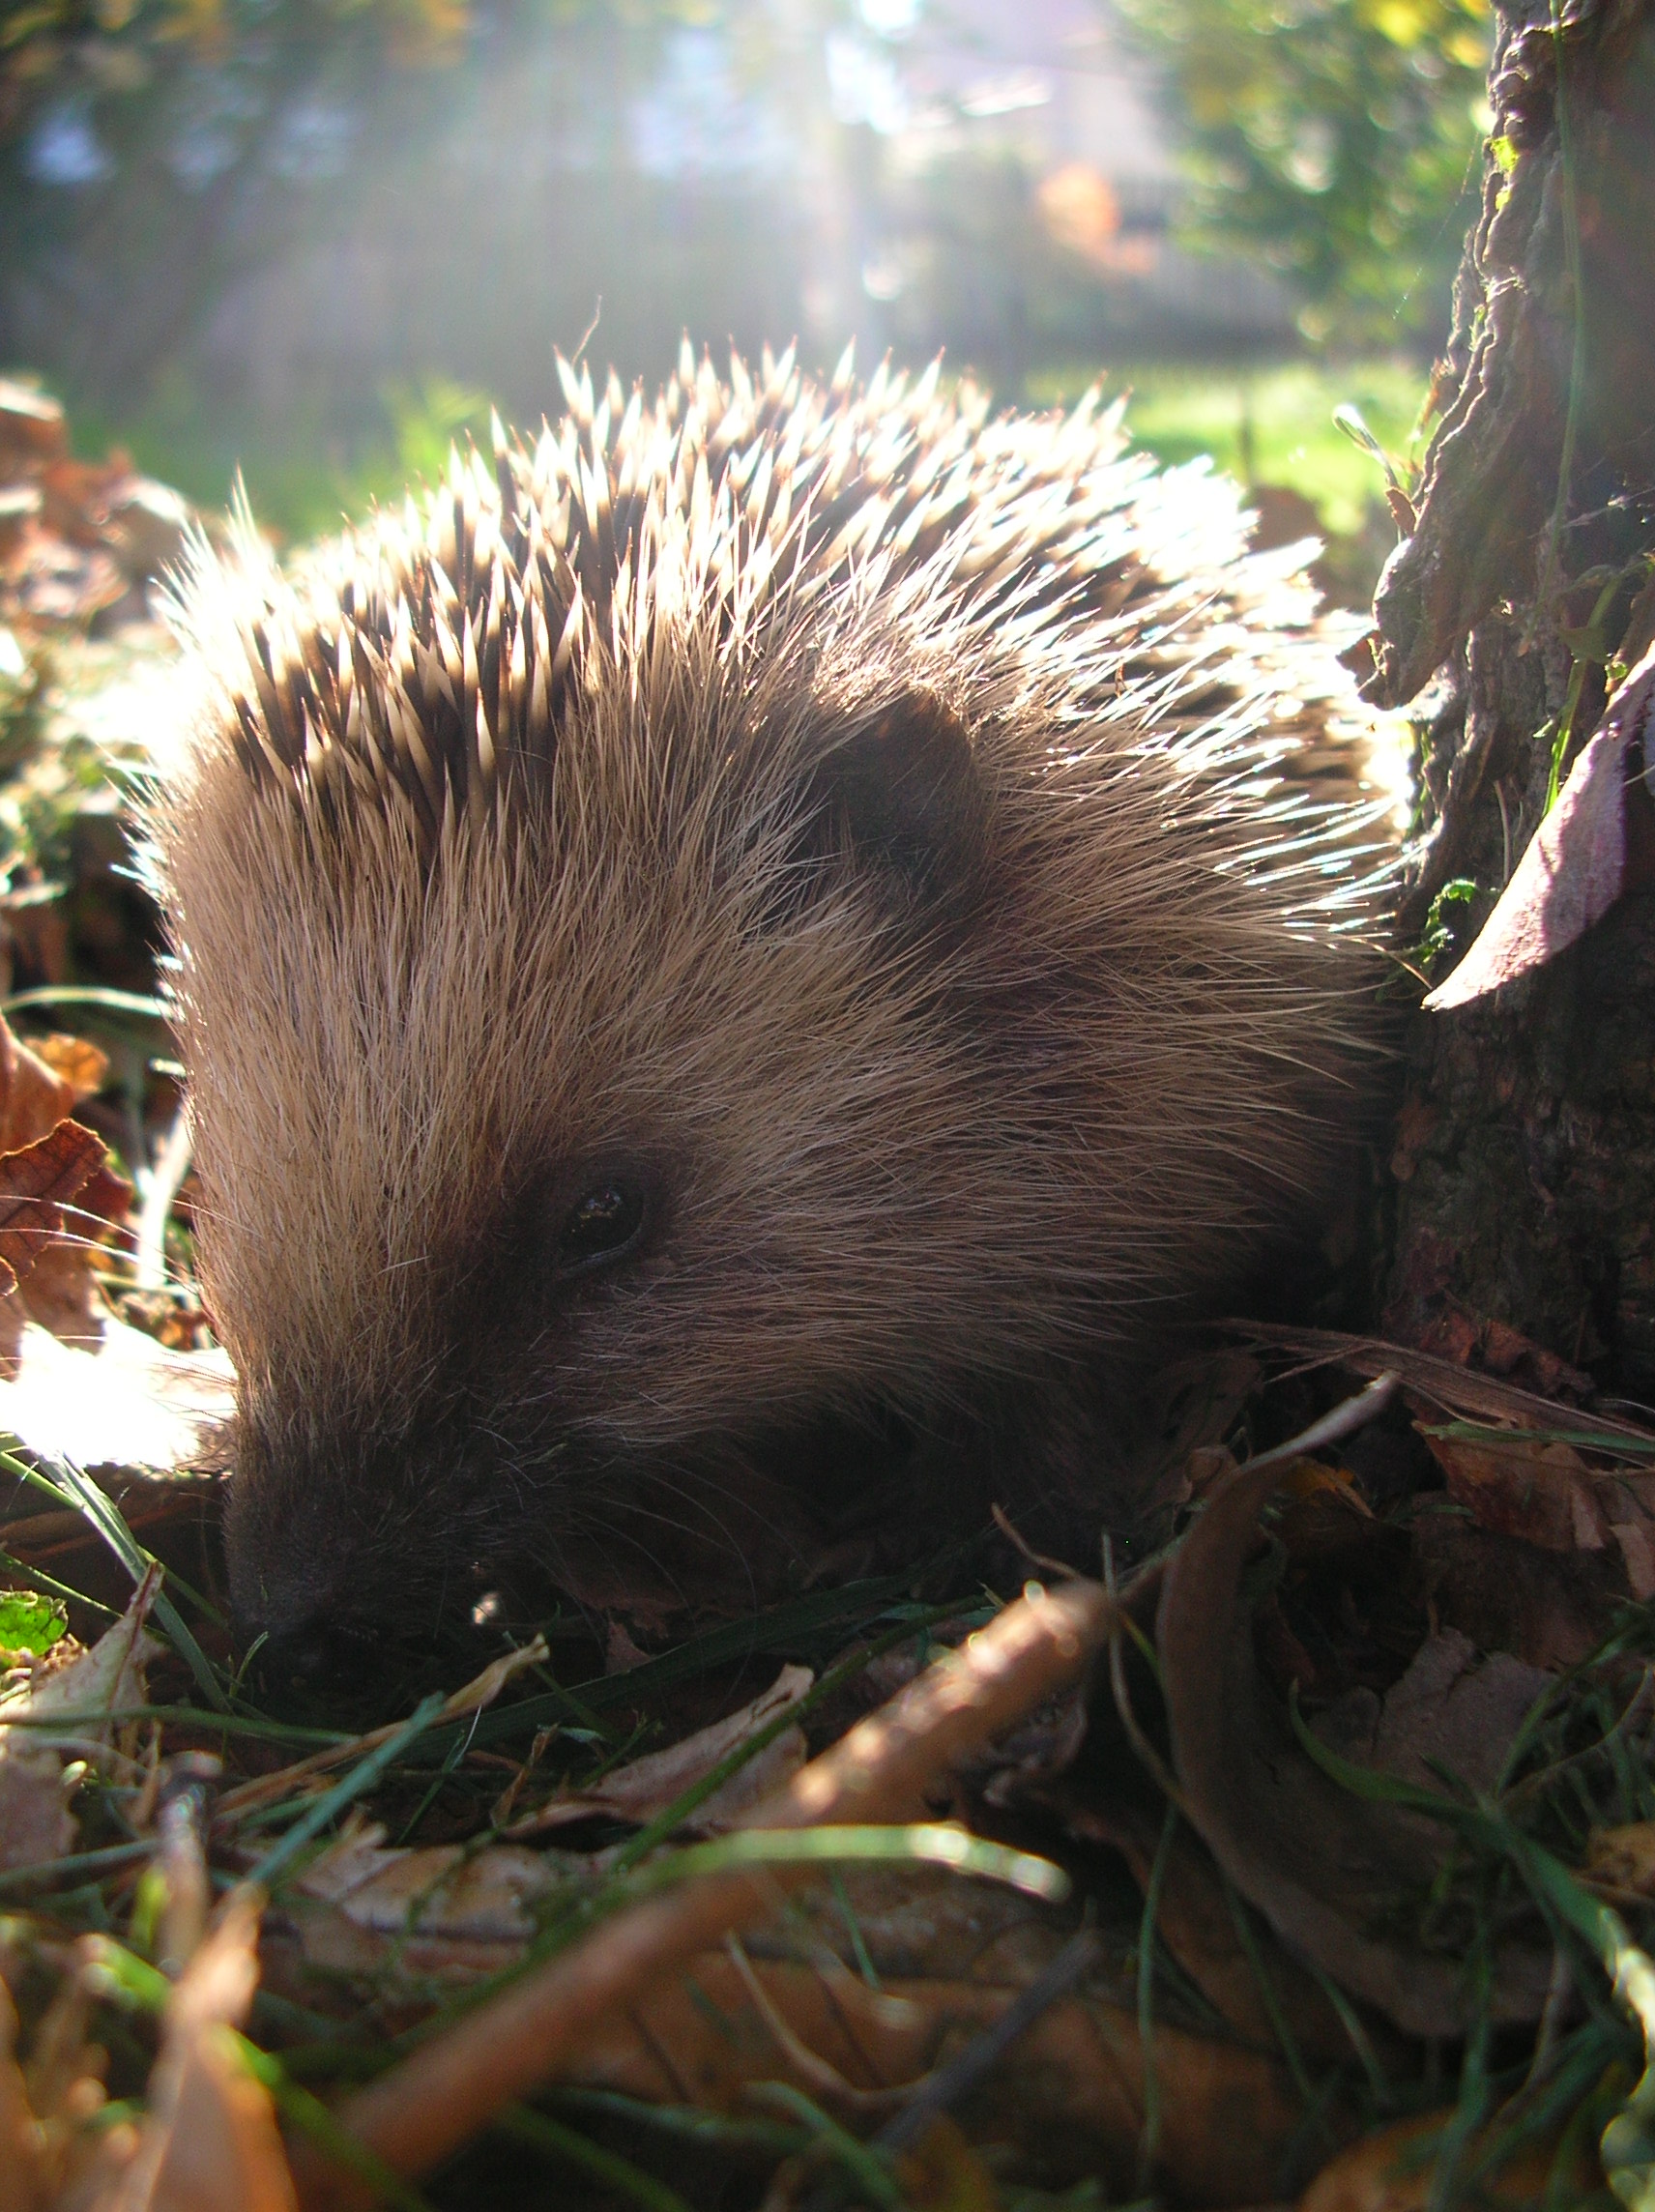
[222,1441,366,1676]
[223,1415,499,1694]
[247,1609,382,1704]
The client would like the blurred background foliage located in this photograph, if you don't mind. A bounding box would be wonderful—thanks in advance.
[1116,0,1491,345]
[0,0,1492,556]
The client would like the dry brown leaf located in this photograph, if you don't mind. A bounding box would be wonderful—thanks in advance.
[1069,1800,1372,2067]
[1311,1630,1551,1803]
[1611,1515,1655,1600]
[288,1823,565,1970]
[1426,644,1655,1011]
[134,2029,297,2212]
[0,1732,75,1876]
[0,1012,132,1362]
[1158,1461,1554,2036]
[1298,2109,1598,2210]
[0,1121,110,1297]
[28,1036,108,1105]
[0,1565,161,1873]
[1408,1514,1623,1673]
[1239,1324,1652,1444]
[1584,1821,1655,1896]
[217,1638,547,1829]
[97,1890,297,2212]
[1424,1431,1612,1554]
[567,1947,1312,2205]
[509,1663,812,1836]
[0,1019,74,1157]
[1420,1427,1655,1606]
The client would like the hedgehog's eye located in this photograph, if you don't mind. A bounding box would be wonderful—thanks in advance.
[555,1181,647,1274]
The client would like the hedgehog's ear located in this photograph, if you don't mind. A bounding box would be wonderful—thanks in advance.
[809,690,985,897]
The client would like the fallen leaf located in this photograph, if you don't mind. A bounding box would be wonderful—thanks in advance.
[1408,1512,1621,1672]
[1425,642,1655,1010]
[1158,1461,1554,2035]
[288,1582,1119,2209]
[1311,1628,1551,1800]
[1070,1799,1375,2067]
[29,1033,108,1103]
[0,1017,73,1152]
[1585,1822,1655,1895]
[1424,1431,1610,1553]
[1240,1324,1654,1445]
[0,1120,105,1295]
[140,2023,298,2212]
[1612,1515,1655,1598]
[0,1108,131,1368]
[510,1663,812,1836]
[102,1890,298,2212]
[291,1822,566,1964]
[1299,2108,1598,2210]
[566,1945,1315,2205]
[0,1565,161,1872]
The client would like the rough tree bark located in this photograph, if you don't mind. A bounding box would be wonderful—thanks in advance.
[1360,0,1655,1404]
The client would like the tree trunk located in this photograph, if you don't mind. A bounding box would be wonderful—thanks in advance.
[1362,0,1655,1406]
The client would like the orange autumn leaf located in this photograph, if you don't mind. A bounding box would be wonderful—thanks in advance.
[0,1119,115,1295]
[30,1033,109,1103]
[0,1015,74,1155]
[1300,2108,1598,2209]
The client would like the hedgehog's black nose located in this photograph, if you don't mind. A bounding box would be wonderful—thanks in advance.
[242,1611,382,1705]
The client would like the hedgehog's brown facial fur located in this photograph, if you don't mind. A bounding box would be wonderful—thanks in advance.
[153,344,1388,1669]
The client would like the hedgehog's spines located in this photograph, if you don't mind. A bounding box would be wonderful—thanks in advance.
[196,351,1383,924]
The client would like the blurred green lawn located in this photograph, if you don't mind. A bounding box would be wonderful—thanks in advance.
[101,355,1431,557]
[1031,357,1429,539]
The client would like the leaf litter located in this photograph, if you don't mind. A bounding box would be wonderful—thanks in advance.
[11,401,1655,2212]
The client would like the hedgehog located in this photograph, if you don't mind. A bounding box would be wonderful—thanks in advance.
[152,342,1388,1681]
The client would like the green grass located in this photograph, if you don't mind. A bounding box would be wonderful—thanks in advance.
[75,372,497,549]
[1028,357,1432,540]
[74,354,1437,556]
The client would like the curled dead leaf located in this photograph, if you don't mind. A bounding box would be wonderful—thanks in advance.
[1158,1461,1555,2036]
[1425,644,1655,1010]
[510,1663,812,1836]
[0,1018,74,1156]
[0,1565,161,1873]
[1071,1800,1376,2069]
[0,1120,115,1298]
[29,1034,108,1105]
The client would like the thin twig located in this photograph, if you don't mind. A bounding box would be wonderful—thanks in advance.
[876,1925,1101,2155]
